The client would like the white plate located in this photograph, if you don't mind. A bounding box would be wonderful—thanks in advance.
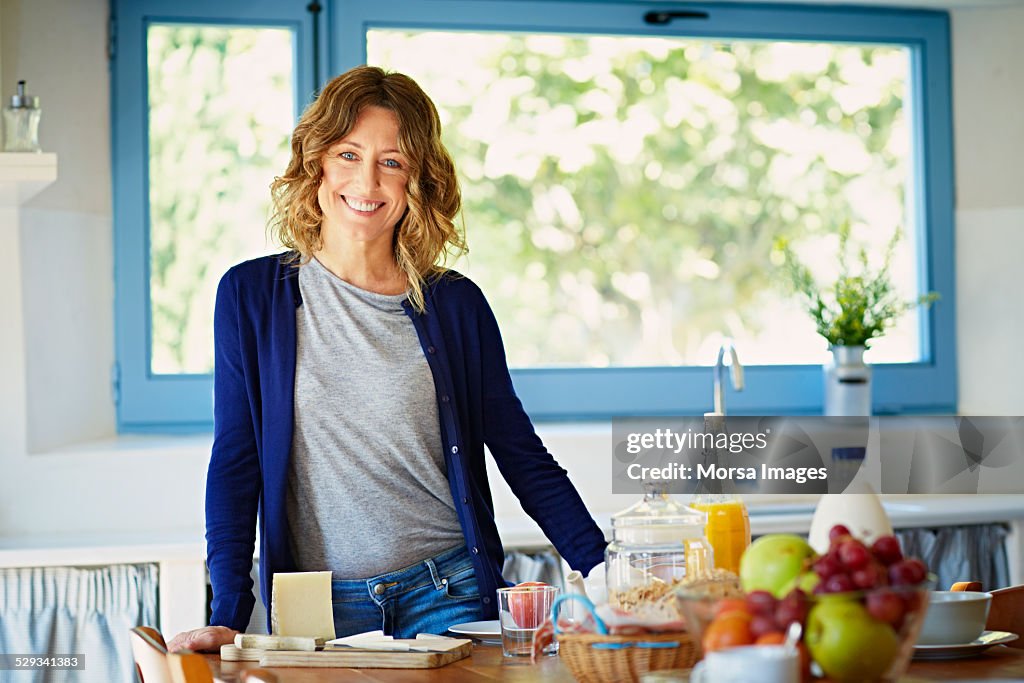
[448,619,501,643]
[912,630,1018,660]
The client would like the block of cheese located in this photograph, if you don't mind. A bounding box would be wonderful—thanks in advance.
[271,571,336,639]
[234,633,324,651]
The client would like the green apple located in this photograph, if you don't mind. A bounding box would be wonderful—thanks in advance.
[805,600,899,681]
[739,534,816,597]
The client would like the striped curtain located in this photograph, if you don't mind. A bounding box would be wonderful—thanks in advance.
[897,523,1010,592]
[0,564,159,683]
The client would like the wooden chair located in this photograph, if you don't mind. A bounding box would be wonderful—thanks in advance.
[130,627,173,683]
[129,626,213,683]
[986,585,1024,649]
[130,626,279,683]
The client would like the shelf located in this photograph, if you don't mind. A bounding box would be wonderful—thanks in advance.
[0,152,58,205]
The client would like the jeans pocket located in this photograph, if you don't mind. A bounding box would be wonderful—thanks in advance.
[442,564,480,602]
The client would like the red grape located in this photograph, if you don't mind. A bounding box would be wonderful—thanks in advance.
[813,553,844,580]
[838,539,871,570]
[745,590,777,617]
[866,590,906,627]
[823,573,855,594]
[829,524,852,544]
[905,558,928,581]
[775,591,809,628]
[889,558,927,586]
[851,562,886,590]
[871,535,903,566]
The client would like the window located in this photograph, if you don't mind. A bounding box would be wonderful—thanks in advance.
[114,0,955,430]
[335,1,956,419]
[112,0,325,430]
[367,32,919,368]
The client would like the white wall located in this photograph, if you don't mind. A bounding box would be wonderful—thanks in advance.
[950,6,1024,415]
[0,0,1021,540]
[2,0,116,454]
[0,0,210,538]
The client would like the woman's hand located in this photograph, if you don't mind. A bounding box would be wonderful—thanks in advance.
[167,626,239,653]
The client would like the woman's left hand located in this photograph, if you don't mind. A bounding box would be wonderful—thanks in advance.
[167,625,239,653]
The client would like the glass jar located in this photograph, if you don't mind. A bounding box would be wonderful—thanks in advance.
[606,484,711,612]
[3,80,41,153]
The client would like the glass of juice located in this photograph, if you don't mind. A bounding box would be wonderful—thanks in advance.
[690,496,750,574]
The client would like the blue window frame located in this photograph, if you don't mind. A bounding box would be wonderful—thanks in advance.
[113,0,955,430]
[111,0,326,431]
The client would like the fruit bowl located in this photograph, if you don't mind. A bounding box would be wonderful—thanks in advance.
[675,581,933,683]
[676,581,934,682]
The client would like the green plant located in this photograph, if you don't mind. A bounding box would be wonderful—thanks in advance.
[775,224,938,348]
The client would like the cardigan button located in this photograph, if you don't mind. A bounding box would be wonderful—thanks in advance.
[482,596,491,604]
[471,546,479,554]
[427,346,436,354]
[451,446,459,454]
[462,497,469,504]
[441,394,450,403]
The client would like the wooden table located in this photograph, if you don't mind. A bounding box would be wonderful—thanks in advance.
[207,642,1024,682]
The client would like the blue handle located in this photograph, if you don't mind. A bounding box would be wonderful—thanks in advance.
[549,593,608,635]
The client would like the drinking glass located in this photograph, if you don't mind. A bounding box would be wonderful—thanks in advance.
[496,585,559,657]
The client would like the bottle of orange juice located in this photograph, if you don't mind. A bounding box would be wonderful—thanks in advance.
[689,494,750,575]
[691,413,752,574]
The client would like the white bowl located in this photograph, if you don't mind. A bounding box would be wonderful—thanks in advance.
[917,591,991,645]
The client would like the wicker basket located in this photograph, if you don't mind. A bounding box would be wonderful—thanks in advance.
[557,631,698,683]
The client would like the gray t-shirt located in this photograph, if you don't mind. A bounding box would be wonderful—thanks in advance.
[285,257,463,578]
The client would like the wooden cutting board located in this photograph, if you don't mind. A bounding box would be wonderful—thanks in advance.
[259,642,472,669]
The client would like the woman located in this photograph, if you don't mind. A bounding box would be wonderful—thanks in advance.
[168,66,606,652]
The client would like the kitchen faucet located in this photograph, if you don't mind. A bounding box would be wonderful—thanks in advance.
[710,340,744,416]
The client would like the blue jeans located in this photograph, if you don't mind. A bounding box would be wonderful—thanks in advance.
[330,544,485,639]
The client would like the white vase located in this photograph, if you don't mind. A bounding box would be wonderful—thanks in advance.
[823,345,872,416]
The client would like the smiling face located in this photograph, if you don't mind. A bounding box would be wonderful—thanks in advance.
[318,106,410,251]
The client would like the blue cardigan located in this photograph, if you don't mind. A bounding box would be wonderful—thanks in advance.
[206,254,608,631]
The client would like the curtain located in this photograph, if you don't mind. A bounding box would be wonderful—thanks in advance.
[503,548,565,590]
[0,564,159,683]
[896,523,1010,592]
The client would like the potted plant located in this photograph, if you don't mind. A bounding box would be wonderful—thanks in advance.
[775,223,938,415]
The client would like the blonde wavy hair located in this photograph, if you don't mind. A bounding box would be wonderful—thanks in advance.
[269,66,465,312]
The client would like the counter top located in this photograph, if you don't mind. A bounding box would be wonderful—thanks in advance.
[205,642,1024,681]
